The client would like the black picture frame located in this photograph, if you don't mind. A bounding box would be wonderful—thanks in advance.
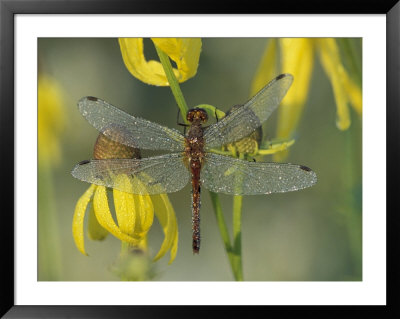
[1,0,398,317]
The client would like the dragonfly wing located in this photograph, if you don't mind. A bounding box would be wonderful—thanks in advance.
[204,74,293,149]
[71,153,190,194]
[201,153,317,195]
[78,97,185,151]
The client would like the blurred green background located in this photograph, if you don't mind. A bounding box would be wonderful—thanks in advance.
[38,38,362,281]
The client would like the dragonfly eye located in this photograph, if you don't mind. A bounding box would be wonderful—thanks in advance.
[187,108,208,124]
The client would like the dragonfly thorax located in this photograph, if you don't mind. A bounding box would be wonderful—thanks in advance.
[184,109,206,163]
[187,108,208,124]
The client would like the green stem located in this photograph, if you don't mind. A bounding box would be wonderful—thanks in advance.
[154,43,189,123]
[232,195,244,281]
[120,241,130,256]
[209,191,232,253]
[230,153,246,281]
[233,196,243,281]
[209,191,244,281]
[343,126,362,279]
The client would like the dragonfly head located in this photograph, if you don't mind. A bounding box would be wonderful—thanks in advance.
[187,108,208,124]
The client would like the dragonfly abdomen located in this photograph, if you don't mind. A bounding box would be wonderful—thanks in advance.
[190,159,202,254]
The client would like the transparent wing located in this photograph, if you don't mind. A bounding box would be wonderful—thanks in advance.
[71,153,190,194]
[201,153,317,195]
[204,74,293,149]
[78,97,185,151]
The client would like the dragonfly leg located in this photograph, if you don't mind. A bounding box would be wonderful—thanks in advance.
[176,108,189,126]
[176,109,189,134]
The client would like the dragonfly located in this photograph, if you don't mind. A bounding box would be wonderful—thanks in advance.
[72,73,317,254]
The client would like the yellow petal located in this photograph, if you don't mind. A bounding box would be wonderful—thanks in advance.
[342,71,362,115]
[119,38,170,86]
[38,75,65,166]
[87,203,108,241]
[113,175,137,236]
[250,39,278,97]
[277,39,314,137]
[152,38,201,83]
[113,174,154,240]
[119,38,201,86]
[133,193,154,238]
[257,139,295,156]
[169,230,179,264]
[151,194,179,264]
[274,38,314,161]
[331,69,351,130]
[72,184,97,255]
[93,185,140,245]
[317,39,351,130]
[279,38,314,108]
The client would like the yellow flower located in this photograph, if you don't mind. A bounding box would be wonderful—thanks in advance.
[73,183,178,264]
[211,104,296,159]
[38,74,65,167]
[72,132,178,264]
[250,38,362,161]
[119,38,202,86]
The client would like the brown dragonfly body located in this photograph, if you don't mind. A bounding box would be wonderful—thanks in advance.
[184,109,208,253]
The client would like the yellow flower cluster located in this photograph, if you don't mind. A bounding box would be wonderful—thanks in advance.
[250,38,362,161]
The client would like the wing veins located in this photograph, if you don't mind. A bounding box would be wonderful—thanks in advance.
[204,74,293,149]
[78,97,185,151]
[72,153,190,194]
[201,153,317,195]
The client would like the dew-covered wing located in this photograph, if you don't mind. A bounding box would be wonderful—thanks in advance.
[201,153,317,195]
[71,153,190,194]
[204,74,293,149]
[78,97,185,151]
